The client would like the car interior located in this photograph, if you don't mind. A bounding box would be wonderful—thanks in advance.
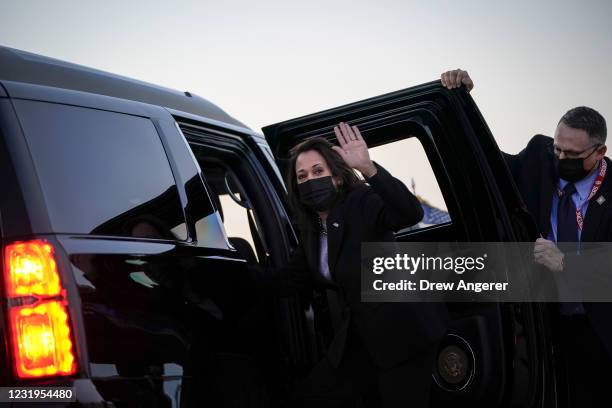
[183,136,313,405]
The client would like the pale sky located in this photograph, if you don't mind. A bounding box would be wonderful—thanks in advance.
[3,0,611,215]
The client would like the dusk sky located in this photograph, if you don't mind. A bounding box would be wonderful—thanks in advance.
[3,0,610,212]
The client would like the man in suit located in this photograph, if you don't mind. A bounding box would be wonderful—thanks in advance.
[442,69,611,406]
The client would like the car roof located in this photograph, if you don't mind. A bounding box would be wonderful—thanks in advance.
[0,45,248,129]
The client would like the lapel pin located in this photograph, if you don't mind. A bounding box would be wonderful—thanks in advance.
[596,196,606,205]
[332,222,339,228]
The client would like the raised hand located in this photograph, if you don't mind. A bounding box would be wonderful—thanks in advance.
[332,122,377,178]
[441,69,474,92]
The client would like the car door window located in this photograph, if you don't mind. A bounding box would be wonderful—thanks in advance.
[368,136,451,232]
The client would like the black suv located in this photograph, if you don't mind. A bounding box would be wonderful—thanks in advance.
[0,46,558,407]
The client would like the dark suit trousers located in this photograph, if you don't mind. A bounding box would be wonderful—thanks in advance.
[292,321,438,408]
[559,315,612,407]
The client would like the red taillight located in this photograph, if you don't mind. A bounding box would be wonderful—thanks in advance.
[3,240,77,379]
[5,240,61,297]
[9,301,75,378]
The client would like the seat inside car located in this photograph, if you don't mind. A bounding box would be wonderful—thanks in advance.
[215,193,258,265]
[205,168,259,265]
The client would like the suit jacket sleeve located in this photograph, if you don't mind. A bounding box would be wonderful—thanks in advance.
[503,151,519,182]
[361,161,424,231]
[246,242,313,297]
[502,135,553,184]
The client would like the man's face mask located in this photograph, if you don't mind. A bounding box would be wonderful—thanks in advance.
[297,176,337,212]
[554,145,600,182]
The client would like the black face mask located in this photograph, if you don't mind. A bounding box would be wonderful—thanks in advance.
[297,176,337,212]
[554,148,599,182]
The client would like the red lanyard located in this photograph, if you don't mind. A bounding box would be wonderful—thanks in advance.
[559,160,607,231]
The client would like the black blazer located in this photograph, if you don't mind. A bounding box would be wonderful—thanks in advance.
[252,162,449,369]
[503,135,612,356]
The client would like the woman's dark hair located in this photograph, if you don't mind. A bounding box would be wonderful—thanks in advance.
[286,137,363,229]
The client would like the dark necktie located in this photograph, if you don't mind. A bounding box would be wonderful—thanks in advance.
[557,182,578,242]
[556,184,583,315]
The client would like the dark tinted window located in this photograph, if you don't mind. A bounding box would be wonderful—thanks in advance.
[15,100,187,240]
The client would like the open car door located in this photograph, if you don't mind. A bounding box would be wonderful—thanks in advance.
[262,82,553,408]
